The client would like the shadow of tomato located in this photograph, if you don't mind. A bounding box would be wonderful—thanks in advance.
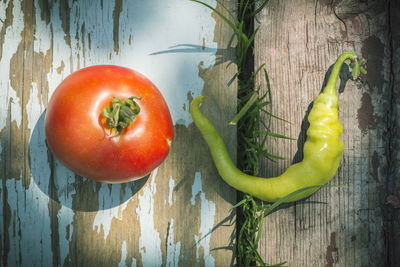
[29,111,148,212]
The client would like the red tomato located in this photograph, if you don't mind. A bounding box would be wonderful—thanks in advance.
[45,65,174,183]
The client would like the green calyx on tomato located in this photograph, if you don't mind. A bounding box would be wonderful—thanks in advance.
[102,96,141,133]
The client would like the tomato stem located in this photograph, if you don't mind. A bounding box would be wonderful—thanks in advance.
[102,96,141,133]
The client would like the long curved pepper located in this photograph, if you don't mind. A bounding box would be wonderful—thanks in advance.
[190,52,366,202]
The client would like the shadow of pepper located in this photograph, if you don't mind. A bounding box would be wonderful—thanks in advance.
[29,111,148,212]
[292,62,353,164]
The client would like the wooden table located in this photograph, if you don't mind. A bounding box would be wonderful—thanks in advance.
[1,0,399,266]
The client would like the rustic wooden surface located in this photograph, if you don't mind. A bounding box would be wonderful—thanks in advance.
[0,0,237,266]
[256,0,399,266]
[3,0,400,266]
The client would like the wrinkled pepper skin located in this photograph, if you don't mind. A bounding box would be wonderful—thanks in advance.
[190,52,365,202]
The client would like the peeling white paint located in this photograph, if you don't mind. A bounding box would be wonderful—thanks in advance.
[166,219,181,267]
[0,1,7,26]
[168,176,175,206]
[41,0,74,96]
[6,178,53,266]
[49,161,76,266]
[0,0,23,130]
[68,0,116,70]
[191,172,216,267]
[57,206,74,264]
[33,0,51,55]
[21,43,55,267]
[27,82,43,129]
[118,240,128,267]
[93,184,132,240]
[191,172,203,206]
[136,168,162,266]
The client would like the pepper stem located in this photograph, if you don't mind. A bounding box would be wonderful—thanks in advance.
[324,51,367,96]
[102,96,141,133]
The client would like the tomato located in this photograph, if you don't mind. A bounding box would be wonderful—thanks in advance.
[45,65,174,183]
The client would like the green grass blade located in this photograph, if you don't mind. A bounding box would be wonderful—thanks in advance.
[259,150,286,160]
[247,27,259,48]
[255,130,295,140]
[251,0,270,17]
[264,68,272,104]
[262,185,344,217]
[230,92,259,125]
[231,197,249,210]
[260,108,290,123]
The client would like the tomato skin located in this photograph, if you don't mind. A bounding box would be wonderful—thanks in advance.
[45,65,174,183]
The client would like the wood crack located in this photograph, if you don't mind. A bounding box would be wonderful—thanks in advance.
[330,0,348,40]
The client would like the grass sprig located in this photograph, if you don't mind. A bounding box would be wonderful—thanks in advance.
[191,0,293,266]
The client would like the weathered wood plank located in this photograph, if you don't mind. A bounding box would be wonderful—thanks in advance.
[1,0,237,266]
[255,0,391,266]
[387,0,400,265]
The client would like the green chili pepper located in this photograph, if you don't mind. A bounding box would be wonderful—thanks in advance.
[190,52,366,202]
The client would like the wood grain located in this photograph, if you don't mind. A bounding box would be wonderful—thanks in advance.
[255,0,393,266]
[0,0,237,266]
